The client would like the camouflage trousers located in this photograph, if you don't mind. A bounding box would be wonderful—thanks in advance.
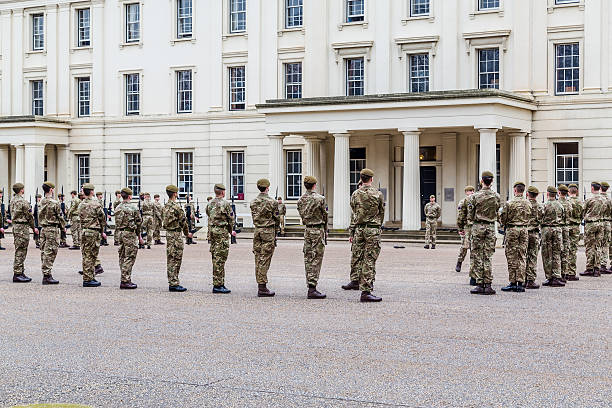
[253,226,276,284]
[560,226,570,276]
[117,231,138,283]
[153,218,162,241]
[504,226,528,283]
[567,225,580,277]
[59,230,67,247]
[457,227,471,263]
[81,229,101,282]
[425,219,437,245]
[12,224,31,275]
[143,215,154,245]
[303,226,325,287]
[470,223,496,285]
[70,218,81,246]
[541,226,562,280]
[279,216,286,235]
[166,230,184,287]
[602,221,611,268]
[40,227,59,277]
[349,241,359,282]
[352,226,381,292]
[584,222,605,269]
[209,226,230,286]
[526,229,540,282]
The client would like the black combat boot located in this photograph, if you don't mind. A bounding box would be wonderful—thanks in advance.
[307,286,326,299]
[431,244,436,249]
[213,285,231,294]
[341,280,360,290]
[482,283,496,295]
[424,244,430,249]
[169,285,187,292]
[566,275,579,281]
[360,291,382,302]
[120,281,137,289]
[13,274,32,283]
[94,265,104,275]
[69,245,80,250]
[42,275,59,285]
[455,261,462,272]
[257,284,275,297]
[469,277,477,286]
[514,282,525,292]
[501,282,517,292]
[470,284,485,294]
[83,280,101,287]
[525,280,540,289]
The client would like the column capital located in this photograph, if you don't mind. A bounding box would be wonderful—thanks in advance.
[303,135,323,142]
[267,133,285,140]
[475,127,500,133]
[330,131,350,138]
[508,131,529,138]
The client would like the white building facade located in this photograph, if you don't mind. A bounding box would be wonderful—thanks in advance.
[0,0,610,229]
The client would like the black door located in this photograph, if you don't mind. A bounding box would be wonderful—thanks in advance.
[420,166,436,222]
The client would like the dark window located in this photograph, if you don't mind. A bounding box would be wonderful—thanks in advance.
[350,147,366,194]
[419,146,436,161]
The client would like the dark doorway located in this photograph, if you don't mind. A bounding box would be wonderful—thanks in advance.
[420,166,436,222]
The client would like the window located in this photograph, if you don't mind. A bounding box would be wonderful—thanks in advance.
[346,0,364,22]
[555,0,579,4]
[409,54,429,92]
[349,148,366,194]
[555,43,579,95]
[285,0,303,28]
[177,70,192,113]
[77,77,90,117]
[177,152,193,199]
[555,143,579,186]
[31,80,44,116]
[419,146,436,161]
[125,73,140,115]
[177,0,193,38]
[32,14,44,51]
[229,151,245,200]
[285,62,302,99]
[286,150,302,199]
[229,66,246,110]
[346,58,364,96]
[230,0,246,33]
[478,48,499,89]
[77,9,91,47]
[411,0,430,16]
[125,153,141,196]
[125,3,140,43]
[479,0,500,9]
[77,154,90,187]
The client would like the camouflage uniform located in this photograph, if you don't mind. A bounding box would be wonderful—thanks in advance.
[583,193,606,270]
[250,193,279,284]
[68,197,81,246]
[142,198,154,246]
[115,201,142,283]
[278,202,287,235]
[350,185,385,292]
[78,197,106,282]
[348,211,361,282]
[526,197,543,283]
[58,197,68,247]
[558,196,572,277]
[424,201,441,246]
[206,197,233,286]
[162,200,190,286]
[567,196,584,277]
[297,190,328,287]
[39,196,66,277]
[153,200,163,242]
[541,199,564,280]
[467,186,501,285]
[499,195,531,284]
[33,196,41,247]
[9,195,35,276]
[456,195,473,276]
[601,192,612,269]
[0,196,6,248]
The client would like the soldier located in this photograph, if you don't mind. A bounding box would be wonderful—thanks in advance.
[600,182,612,274]
[0,188,9,250]
[455,186,475,276]
[184,195,197,245]
[557,184,572,281]
[468,171,501,295]
[424,195,441,249]
[342,180,364,291]
[525,186,543,289]
[162,184,192,292]
[95,191,110,246]
[141,192,154,249]
[115,187,143,289]
[34,193,42,248]
[113,190,122,246]
[57,193,69,248]
[206,184,236,294]
[153,194,164,245]
[349,168,384,302]
[297,176,328,299]
[38,182,65,285]
[79,183,107,287]
[250,178,279,297]
[277,197,287,236]
[499,181,531,292]
[9,183,38,283]
[580,181,607,277]
[566,184,583,280]
[68,190,82,250]
[540,186,565,287]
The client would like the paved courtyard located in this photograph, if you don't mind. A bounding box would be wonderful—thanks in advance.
[0,237,610,407]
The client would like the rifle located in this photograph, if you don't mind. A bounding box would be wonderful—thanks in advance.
[0,187,5,239]
[322,185,328,245]
[195,198,201,220]
[100,192,109,245]
[185,194,193,234]
[501,191,509,248]
[230,195,238,244]
[33,189,40,242]
[60,186,68,242]
[274,186,279,246]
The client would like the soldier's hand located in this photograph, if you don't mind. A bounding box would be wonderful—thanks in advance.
[231,231,237,237]
[102,232,107,240]
[7,219,11,224]
[349,236,353,243]
[63,228,67,233]
[139,237,144,245]
[459,230,465,236]
[0,228,3,234]
[34,228,39,235]
[188,233,193,239]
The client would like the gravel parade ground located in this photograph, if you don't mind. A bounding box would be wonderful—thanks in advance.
[0,238,610,407]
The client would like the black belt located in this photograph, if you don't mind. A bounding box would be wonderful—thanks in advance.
[306,223,326,228]
[117,228,136,233]
[166,228,181,232]
[356,223,381,228]
[83,227,101,232]
[506,225,527,228]
[569,223,581,226]
[541,225,560,227]
[255,225,275,229]
[584,220,600,224]
[13,221,29,225]
[474,220,495,225]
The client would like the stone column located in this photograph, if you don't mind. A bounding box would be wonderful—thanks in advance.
[304,137,321,183]
[46,146,56,182]
[0,146,9,189]
[14,144,25,183]
[23,144,45,197]
[508,132,527,191]
[332,133,350,229]
[584,0,602,93]
[478,128,498,190]
[267,134,285,199]
[393,146,403,222]
[401,130,421,231]
[56,145,69,189]
[91,3,105,116]
[319,139,327,191]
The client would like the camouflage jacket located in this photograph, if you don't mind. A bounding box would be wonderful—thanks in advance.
[467,186,501,224]
[206,197,233,234]
[297,190,327,227]
[568,196,584,225]
[78,197,106,231]
[541,199,564,227]
[9,195,35,228]
[39,197,66,228]
[162,200,190,235]
[68,198,81,220]
[558,197,572,226]
[349,185,385,233]
[154,201,163,222]
[250,193,279,228]
[142,199,154,217]
[527,198,543,230]
[601,193,612,221]
[113,199,121,210]
[184,202,196,221]
[499,195,531,227]
[456,196,472,230]
[424,202,441,220]
[583,194,607,223]
[278,203,287,216]
[115,201,142,235]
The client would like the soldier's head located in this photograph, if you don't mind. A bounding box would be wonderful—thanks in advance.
[360,168,374,186]
[12,183,24,195]
[429,195,435,203]
[547,186,557,199]
[527,186,539,200]
[591,181,601,193]
[513,181,525,196]
[257,179,270,193]
[481,171,494,187]
[464,186,475,197]
[95,192,102,199]
[144,192,151,200]
[568,184,578,197]
[166,184,179,200]
[82,183,95,197]
[42,181,55,196]
[304,176,317,191]
[558,184,569,197]
[70,190,77,197]
[207,196,213,202]
[601,182,609,192]
[115,190,121,198]
[154,194,160,202]
[277,197,282,203]
[214,183,226,198]
[36,194,42,202]
[121,187,133,201]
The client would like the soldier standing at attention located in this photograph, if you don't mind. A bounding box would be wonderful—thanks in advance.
[566,184,583,280]
[141,192,154,249]
[557,185,572,281]
[581,182,606,277]
[342,180,364,291]
[540,186,565,287]
[115,188,143,289]
[38,182,65,285]
[206,184,235,294]
[9,183,38,283]
[599,182,612,274]
[78,183,107,287]
[499,182,531,292]
[113,190,122,246]
[468,171,500,295]
[424,195,441,249]
[277,197,287,236]
[525,186,543,289]
[34,193,42,248]
[297,176,328,299]
[250,179,279,297]
[455,186,475,276]
[58,193,68,248]
[350,168,384,302]
[68,190,81,250]
[162,185,192,292]
[153,194,164,245]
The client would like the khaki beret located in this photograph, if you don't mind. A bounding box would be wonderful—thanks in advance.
[43,181,55,189]
[277,197,283,200]
[70,190,78,195]
[257,178,270,188]
[35,194,42,198]
[121,187,133,195]
[464,185,475,192]
[547,186,558,194]
[360,168,374,177]
[557,184,569,192]
[568,184,579,189]
[592,181,601,186]
[429,195,435,199]
[481,171,495,178]
[114,190,121,195]
[207,196,213,201]
[214,183,226,190]
[143,192,150,196]
[154,194,160,198]
[304,176,317,185]
[12,183,24,192]
[527,186,539,194]
[166,184,179,193]
[58,193,65,198]
[601,182,610,188]
[95,191,103,196]
[513,181,525,188]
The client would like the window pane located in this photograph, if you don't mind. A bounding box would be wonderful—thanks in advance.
[286,150,302,199]
[177,70,193,113]
[230,0,247,32]
[346,0,364,22]
[285,62,302,99]
[177,0,193,38]
[411,0,430,16]
[177,152,194,198]
[555,43,579,95]
[125,153,142,195]
[285,0,303,28]
[126,4,140,42]
[478,48,499,89]
[229,66,246,110]
[32,80,44,116]
[32,14,44,50]
[78,77,91,117]
[230,151,245,198]
[409,53,429,93]
[346,58,364,96]
[78,9,91,47]
[349,148,366,194]
[479,0,500,10]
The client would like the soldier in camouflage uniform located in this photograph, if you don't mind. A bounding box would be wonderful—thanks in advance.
[499,181,531,292]
[184,196,197,245]
[424,195,441,249]
[34,193,42,248]
[342,181,363,291]
[566,184,583,280]
[9,183,38,283]
[0,188,8,250]
[206,183,236,294]
[141,192,154,249]
[57,193,68,248]
[79,183,107,287]
[557,184,572,281]
[277,197,287,236]
[115,187,143,289]
[350,168,384,302]
[297,176,328,299]
[153,194,164,245]
[600,182,612,274]
[540,186,565,287]
[456,186,475,277]
[113,190,122,246]
[468,171,500,295]
[525,186,543,289]
[162,184,192,292]
[38,182,65,285]
[581,181,607,277]
[68,190,82,250]
[250,178,279,297]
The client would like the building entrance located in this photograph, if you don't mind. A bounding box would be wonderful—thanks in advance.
[420,166,436,222]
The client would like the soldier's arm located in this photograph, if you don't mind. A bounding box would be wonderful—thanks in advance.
[56,203,66,229]
[225,203,233,234]
[135,209,143,237]
[98,206,106,231]
[322,197,329,226]
[25,202,36,229]
[179,207,190,236]
[377,193,385,225]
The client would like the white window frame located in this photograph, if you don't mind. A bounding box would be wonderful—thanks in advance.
[32,13,45,51]
[229,151,245,200]
[77,77,91,117]
[469,0,504,18]
[349,147,367,195]
[284,62,302,99]
[31,80,44,116]
[554,142,580,186]
[477,47,500,89]
[410,0,430,17]
[555,0,579,4]
[229,66,246,110]
[285,0,303,28]
[76,154,91,188]
[125,3,141,43]
[554,42,580,96]
[125,152,142,196]
[76,8,91,48]
[229,0,247,33]
[285,150,302,200]
[176,69,193,113]
[176,151,194,199]
[346,0,365,23]
[408,53,429,93]
[345,57,365,96]
[177,0,193,39]
[478,0,500,10]
[125,73,140,115]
